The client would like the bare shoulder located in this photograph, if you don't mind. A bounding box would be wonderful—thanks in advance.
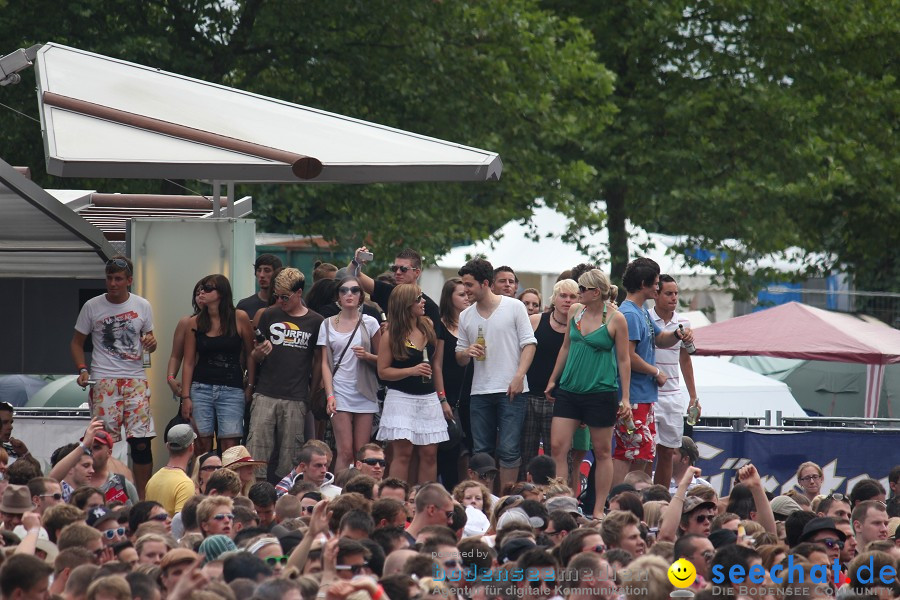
[529,312,542,329]
[568,303,584,318]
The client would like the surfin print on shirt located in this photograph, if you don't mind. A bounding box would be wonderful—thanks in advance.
[268,321,313,349]
[99,310,142,360]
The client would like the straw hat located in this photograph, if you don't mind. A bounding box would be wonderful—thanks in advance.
[221,445,266,470]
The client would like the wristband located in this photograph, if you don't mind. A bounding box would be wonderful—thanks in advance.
[655,368,660,377]
[167,374,176,381]
[437,391,447,399]
[78,442,92,456]
[371,585,385,600]
[327,394,336,401]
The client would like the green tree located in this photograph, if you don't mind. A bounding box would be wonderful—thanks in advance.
[545,0,900,297]
[1,0,615,267]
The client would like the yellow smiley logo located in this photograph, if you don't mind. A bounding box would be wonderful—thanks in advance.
[667,558,697,588]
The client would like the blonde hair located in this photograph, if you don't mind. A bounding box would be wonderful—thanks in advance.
[550,279,578,307]
[544,477,574,499]
[578,269,611,298]
[273,267,305,295]
[643,501,667,529]
[86,575,131,600]
[197,497,234,531]
[624,555,673,600]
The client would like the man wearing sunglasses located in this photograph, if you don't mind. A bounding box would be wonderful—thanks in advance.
[248,268,324,482]
[27,477,63,516]
[237,254,283,324]
[350,246,444,335]
[71,255,157,496]
[354,443,386,481]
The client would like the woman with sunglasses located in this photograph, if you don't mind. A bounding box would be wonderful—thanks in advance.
[545,269,632,520]
[377,284,453,484]
[181,274,255,455]
[317,277,382,474]
[190,451,222,494]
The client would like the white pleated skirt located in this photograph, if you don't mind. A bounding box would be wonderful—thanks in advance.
[376,388,449,446]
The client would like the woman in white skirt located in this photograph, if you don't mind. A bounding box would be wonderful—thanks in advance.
[318,276,381,474]
[377,284,452,484]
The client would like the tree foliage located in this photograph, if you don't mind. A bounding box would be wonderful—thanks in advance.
[1,0,896,295]
[545,0,900,294]
[1,0,615,269]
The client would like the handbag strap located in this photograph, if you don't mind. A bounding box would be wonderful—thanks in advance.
[332,313,364,373]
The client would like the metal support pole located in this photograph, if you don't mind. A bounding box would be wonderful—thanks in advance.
[226,182,235,218]
[212,180,221,218]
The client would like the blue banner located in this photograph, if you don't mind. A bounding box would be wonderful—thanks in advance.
[691,430,898,497]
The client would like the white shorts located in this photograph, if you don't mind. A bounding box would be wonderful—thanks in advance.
[655,395,685,448]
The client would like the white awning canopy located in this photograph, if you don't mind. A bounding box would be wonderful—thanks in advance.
[0,159,116,278]
[34,43,502,184]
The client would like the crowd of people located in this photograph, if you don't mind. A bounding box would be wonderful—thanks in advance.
[0,249,896,600]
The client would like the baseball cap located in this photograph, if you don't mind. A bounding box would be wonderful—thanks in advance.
[682,496,716,514]
[546,495,581,516]
[86,506,120,529]
[81,430,114,448]
[680,436,699,463]
[770,495,802,519]
[166,424,197,451]
[800,517,846,542]
[469,453,498,476]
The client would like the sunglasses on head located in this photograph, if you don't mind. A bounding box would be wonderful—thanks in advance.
[578,285,597,293]
[212,513,234,521]
[200,284,217,293]
[103,527,126,539]
[360,458,387,467]
[339,286,362,295]
[827,493,847,502]
[265,555,289,566]
[39,493,63,501]
[335,563,368,575]
[390,264,417,273]
[106,258,132,274]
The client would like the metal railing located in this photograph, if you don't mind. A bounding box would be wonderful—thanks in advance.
[695,414,900,432]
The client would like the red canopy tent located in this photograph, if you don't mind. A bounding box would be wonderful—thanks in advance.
[693,302,900,417]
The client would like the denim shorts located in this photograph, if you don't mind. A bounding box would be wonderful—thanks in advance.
[191,382,245,438]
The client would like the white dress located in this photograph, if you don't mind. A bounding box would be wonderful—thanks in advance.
[316,315,380,413]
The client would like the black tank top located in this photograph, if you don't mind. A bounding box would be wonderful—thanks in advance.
[527,311,564,394]
[387,341,436,396]
[193,330,244,389]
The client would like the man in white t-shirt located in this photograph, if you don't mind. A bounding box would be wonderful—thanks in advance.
[456,258,537,491]
[650,275,699,487]
[71,255,157,497]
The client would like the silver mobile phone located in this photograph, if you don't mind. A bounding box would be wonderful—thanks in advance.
[358,251,374,262]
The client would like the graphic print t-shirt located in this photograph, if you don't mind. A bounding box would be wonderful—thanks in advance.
[255,307,323,402]
[75,294,154,379]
